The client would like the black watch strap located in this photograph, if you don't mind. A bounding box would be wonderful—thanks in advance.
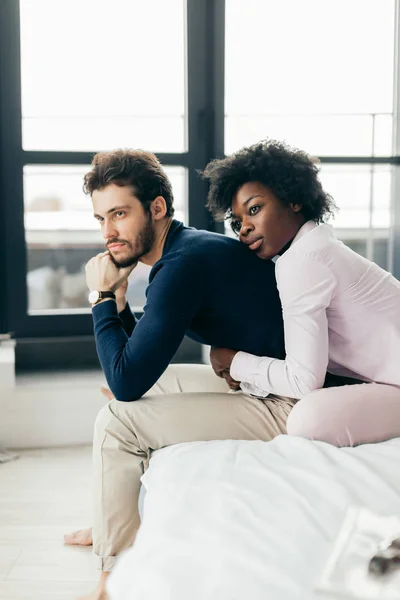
[99,291,116,301]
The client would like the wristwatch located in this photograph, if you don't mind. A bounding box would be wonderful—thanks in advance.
[88,290,116,305]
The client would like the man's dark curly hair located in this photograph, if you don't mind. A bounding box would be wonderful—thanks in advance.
[83,149,175,217]
[203,139,337,225]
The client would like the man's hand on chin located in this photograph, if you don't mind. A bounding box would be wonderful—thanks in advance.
[85,251,136,296]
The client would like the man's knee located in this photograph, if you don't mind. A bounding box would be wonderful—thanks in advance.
[95,398,147,435]
[94,402,115,436]
[93,400,143,453]
[94,399,132,437]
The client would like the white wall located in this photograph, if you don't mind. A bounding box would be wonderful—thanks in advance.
[0,342,108,448]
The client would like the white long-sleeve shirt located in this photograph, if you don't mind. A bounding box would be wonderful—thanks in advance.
[231,221,400,399]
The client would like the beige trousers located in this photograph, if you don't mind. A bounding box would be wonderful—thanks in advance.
[92,364,296,571]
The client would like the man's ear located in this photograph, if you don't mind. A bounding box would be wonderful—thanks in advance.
[150,196,168,220]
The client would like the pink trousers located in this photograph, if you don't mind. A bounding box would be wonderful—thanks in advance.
[286,382,400,447]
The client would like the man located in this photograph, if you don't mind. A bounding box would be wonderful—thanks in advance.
[70,149,295,600]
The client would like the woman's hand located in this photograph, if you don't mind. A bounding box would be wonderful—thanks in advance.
[210,347,240,390]
[221,369,241,391]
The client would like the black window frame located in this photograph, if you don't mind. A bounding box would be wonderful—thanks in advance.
[0,0,225,340]
[0,0,399,350]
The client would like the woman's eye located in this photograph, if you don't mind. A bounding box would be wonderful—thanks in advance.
[249,205,260,216]
[231,220,241,234]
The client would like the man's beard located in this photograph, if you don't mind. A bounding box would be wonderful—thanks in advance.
[108,215,155,269]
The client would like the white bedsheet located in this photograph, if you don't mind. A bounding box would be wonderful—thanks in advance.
[108,436,400,600]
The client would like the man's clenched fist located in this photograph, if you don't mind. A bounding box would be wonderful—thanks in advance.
[85,251,136,294]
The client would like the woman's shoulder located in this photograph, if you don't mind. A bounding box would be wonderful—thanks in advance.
[277,223,336,270]
[275,226,338,298]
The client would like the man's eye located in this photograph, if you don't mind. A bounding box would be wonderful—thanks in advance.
[231,220,241,234]
[115,211,125,218]
[249,205,260,216]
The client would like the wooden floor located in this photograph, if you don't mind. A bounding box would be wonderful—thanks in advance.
[0,446,97,599]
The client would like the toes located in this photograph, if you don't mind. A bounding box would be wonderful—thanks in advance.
[64,529,93,546]
[64,533,77,545]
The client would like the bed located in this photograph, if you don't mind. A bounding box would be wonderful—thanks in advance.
[107,435,400,600]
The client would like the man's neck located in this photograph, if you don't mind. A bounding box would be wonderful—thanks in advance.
[140,217,174,267]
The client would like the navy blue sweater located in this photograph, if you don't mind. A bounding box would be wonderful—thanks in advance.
[92,220,284,401]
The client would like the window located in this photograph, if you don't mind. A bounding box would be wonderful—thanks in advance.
[19,0,189,309]
[19,0,189,316]
[225,0,395,155]
[0,0,218,341]
[0,0,398,350]
[318,164,392,268]
[225,0,398,271]
[20,0,186,152]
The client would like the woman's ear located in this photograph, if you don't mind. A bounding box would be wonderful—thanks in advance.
[289,203,303,213]
[150,196,167,220]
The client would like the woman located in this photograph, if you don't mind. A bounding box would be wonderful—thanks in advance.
[203,139,400,447]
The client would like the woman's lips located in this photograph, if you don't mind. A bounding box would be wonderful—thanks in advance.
[249,238,263,251]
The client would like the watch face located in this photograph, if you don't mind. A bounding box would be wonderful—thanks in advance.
[88,290,100,304]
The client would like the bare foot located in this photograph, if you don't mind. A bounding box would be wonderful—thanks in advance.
[101,386,114,401]
[79,572,110,600]
[64,527,93,546]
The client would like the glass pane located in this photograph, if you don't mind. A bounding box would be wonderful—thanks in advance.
[320,164,391,269]
[20,0,186,152]
[374,115,393,156]
[24,165,187,312]
[225,115,379,157]
[225,0,395,155]
[318,164,392,230]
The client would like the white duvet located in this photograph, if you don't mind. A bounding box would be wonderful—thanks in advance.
[108,436,400,600]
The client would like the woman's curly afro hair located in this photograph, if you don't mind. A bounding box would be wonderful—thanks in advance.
[202,139,337,224]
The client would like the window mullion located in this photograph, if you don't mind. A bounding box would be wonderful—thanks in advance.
[390,0,400,278]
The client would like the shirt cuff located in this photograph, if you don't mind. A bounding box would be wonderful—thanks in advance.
[231,351,275,392]
[239,382,270,398]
